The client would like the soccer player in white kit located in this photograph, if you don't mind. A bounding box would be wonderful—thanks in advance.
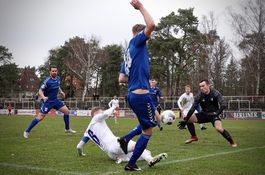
[177,85,206,130]
[76,105,167,166]
[108,96,119,124]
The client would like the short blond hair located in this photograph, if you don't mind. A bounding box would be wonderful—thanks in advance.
[132,24,146,35]
[91,107,103,117]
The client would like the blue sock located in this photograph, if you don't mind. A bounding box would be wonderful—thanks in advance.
[82,136,90,143]
[25,118,40,132]
[128,134,151,166]
[124,124,142,142]
[157,122,161,128]
[64,115,70,130]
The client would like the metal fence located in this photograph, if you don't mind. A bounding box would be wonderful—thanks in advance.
[0,96,264,111]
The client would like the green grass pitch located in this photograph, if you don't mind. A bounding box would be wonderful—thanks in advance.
[0,115,265,175]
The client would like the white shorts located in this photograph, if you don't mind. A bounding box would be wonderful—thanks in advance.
[106,139,135,161]
[182,109,198,118]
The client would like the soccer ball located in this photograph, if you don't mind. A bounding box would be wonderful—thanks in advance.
[161,110,176,125]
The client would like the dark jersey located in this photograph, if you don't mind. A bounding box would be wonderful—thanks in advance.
[186,89,226,119]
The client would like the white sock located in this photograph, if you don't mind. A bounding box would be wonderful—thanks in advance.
[77,140,86,149]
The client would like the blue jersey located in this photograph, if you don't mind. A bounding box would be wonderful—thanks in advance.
[120,31,150,92]
[40,76,61,101]
[149,87,162,107]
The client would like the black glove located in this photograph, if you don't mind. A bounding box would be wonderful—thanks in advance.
[178,121,187,130]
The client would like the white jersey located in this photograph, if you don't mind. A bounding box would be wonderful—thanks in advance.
[82,107,152,162]
[83,107,122,158]
[177,93,197,117]
[108,99,119,108]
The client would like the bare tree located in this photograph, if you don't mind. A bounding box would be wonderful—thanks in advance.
[229,0,265,95]
[197,12,219,81]
[210,39,232,90]
[64,36,103,101]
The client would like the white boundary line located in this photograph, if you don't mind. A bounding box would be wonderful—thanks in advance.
[0,146,264,175]
[102,145,265,175]
[0,162,92,175]
[157,145,265,166]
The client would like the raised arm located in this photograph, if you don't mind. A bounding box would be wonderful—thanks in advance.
[130,0,155,37]
[94,106,117,122]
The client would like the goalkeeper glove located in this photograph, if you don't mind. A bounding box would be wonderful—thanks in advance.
[178,121,187,130]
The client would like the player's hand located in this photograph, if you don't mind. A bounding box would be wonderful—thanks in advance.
[43,96,48,102]
[130,0,143,10]
[60,91,66,99]
[177,121,187,130]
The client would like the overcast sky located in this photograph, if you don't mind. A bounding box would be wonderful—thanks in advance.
[0,0,241,68]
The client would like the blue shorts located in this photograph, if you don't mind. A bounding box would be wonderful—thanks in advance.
[40,99,65,114]
[127,92,157,130]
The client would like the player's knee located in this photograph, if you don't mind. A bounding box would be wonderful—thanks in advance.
[64,110,70,115]
[37,114,45,121]
[215,126,223,133]
[142,128,153,136]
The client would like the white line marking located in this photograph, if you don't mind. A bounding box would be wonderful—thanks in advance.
[0,162,92,175]
[103,145,265,174]
[158,145,265,166]
[1,146,264,175]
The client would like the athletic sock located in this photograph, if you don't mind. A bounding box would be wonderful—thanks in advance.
[128,134,150,166]
[124,124,142,142]
[157,122,161,128]
[200,124,203,128]
[220,129,234,144]
[25,118,40,132]
[64,114,70,130]
[187,123,196,137]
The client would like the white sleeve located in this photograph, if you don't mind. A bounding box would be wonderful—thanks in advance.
[191,93,194,104]
[177,94,184,110]
[93,107,116,122]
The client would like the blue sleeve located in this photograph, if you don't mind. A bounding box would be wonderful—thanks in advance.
[120,62,125,74]
[157,89,162,97]
[40,78,48,90]
[131,31,148,47]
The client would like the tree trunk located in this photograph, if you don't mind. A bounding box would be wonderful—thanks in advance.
[82,69,90,102]
[256,49,260,95]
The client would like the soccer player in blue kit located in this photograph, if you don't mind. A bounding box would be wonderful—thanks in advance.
[118,0,167,171]
[149,79,163,131]
[23,65,76,138]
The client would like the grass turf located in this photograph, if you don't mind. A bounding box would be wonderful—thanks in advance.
[0,115,265,175]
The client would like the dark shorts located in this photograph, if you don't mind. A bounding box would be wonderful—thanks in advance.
[127,92,157,130]
[40,99,65,114]
[195,112,221,127]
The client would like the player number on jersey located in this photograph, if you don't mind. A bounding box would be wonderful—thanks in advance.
[87,129,101,146]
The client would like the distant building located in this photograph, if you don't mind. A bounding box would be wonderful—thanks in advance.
[17,67,40,99]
